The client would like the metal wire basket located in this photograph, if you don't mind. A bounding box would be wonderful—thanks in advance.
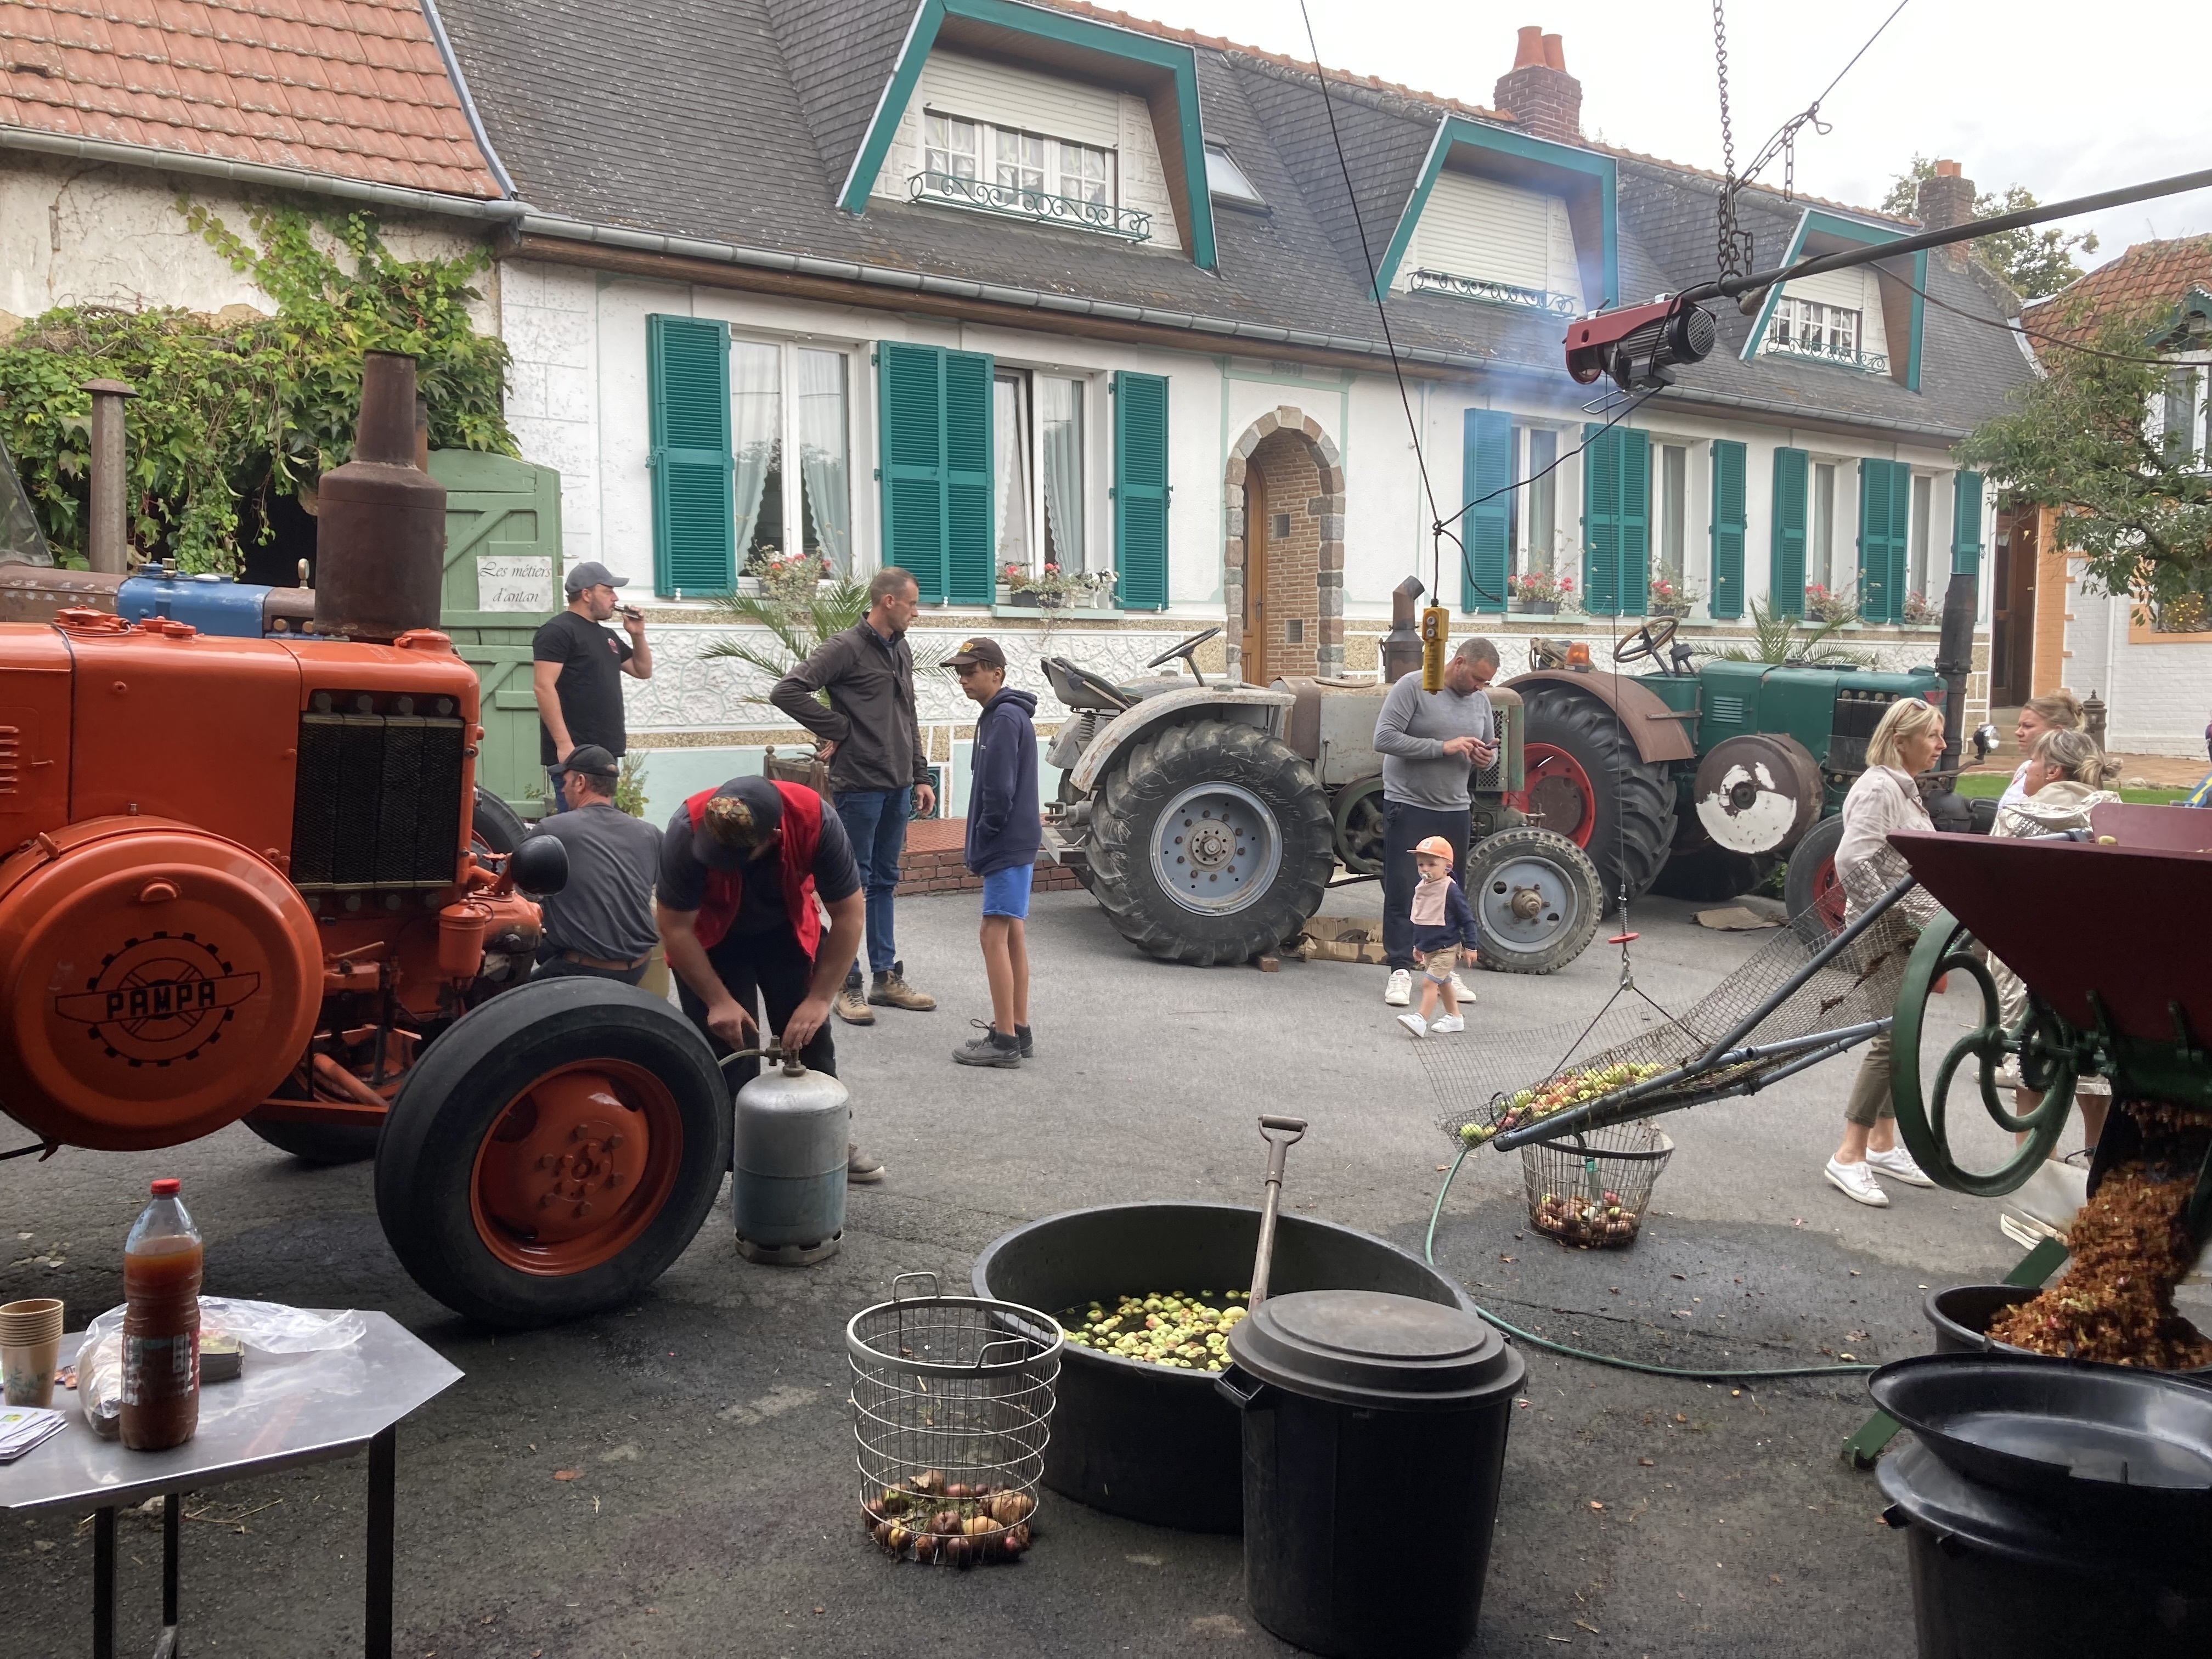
[1519,1118,1675,1250]
[847,1272,1062,1567]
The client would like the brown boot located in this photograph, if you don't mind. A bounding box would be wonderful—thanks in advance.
[867,967,936,1011]
[833,982,875,1025]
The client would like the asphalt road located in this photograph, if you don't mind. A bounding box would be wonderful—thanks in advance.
[2,884,2053,1658]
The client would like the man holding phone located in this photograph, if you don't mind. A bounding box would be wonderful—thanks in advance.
[534,561,653,812]
[1372,636,1500,1007]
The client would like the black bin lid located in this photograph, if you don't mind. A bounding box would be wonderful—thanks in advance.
[1228,1289,1524,1411]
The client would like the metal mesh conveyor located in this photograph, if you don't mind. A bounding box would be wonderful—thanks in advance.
[1419,877,1922,1153]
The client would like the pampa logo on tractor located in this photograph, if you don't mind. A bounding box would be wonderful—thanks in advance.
[53,933,261,1067]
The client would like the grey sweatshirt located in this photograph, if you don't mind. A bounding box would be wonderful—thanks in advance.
[1372,675,1494,809]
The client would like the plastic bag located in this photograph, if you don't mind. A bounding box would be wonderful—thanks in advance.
[76,1298,365,1437]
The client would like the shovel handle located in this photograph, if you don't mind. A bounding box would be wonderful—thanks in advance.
[1248,1117,1309,1311]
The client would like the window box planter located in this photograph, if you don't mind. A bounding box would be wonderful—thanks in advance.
[1510,600,1559,616]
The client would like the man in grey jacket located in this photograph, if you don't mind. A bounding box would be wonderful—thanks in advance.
[771,567,939,1024]
[1372,637,1500,1007]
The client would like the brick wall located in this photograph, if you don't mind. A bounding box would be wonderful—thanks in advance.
[895,814,1084,898]
[1255,428,1322,679]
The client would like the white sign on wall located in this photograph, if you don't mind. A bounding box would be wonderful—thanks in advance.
[477,555,555,613]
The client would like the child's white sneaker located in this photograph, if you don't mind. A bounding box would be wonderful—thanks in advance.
[1429,1014,1465,1034]
[1384,969,1412,1007]
[1395,1013,1429,1039]
[1450,973,1476,1005]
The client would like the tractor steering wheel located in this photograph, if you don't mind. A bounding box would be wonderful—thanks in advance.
[1147,627,1223,686]
[1612,614,1679,665]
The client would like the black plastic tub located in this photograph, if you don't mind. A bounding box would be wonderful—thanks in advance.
[1926,1284,2212,1374]
[972,1203,1477,1532]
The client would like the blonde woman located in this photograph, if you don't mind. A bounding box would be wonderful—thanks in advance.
[1997,690,2084,813]
[1824,697,1947,1207]
[1991,727,2124,1156]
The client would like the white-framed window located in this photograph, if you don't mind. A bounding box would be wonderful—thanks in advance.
[1908,472,1934,600]
[1657,442,1690,590]
[992,368,1091,585]
[2159,365,2205,466]
[730,339,854,577]
[1506,426,1562,579]
[1204,142,1263,204]
[923,110,1114,210]
[1810,461,1837,591]
[1769,301,1858,363]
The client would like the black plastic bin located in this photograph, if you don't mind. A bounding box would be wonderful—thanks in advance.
[1218,1289,1525,1659]
[973,1203,1476,1532]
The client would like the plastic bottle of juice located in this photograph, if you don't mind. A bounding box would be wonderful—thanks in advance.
[119,1178,202,1451]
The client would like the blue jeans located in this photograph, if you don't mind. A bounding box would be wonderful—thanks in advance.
[836,787,911,983]
[545,765,572,812]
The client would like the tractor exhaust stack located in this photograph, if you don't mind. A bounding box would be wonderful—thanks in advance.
[1381,575,1426,684]
[312,351,446,642]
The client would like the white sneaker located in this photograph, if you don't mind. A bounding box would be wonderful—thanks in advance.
[1429,1014,1466,1034]
[1824,1156,1891,1207]
[1396,1013,1429,1039]
[1864,1144,1934,1188]
[1450,973,1476,1005]
[1384,969,1412,1007]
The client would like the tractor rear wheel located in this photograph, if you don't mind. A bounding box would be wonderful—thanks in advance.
[1784,815,1848,934]
[1057,775,1095,890]
[375,978,728,1328]
[1463,827,1601,974]
[1088,719,1334,966]
[472,787,530,855]
[1516,685,1675,915]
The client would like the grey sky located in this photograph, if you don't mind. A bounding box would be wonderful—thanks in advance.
[1135,0,2210,279]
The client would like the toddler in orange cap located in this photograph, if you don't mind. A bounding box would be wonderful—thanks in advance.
[1397,834,1480,1039]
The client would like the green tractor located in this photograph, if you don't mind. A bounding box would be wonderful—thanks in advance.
[1505,596,1996,926]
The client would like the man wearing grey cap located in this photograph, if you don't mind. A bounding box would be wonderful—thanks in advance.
[526,745,662,986]
[534,560,652,813]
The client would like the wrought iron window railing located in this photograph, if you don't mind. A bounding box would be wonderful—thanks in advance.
[1407,268,1579,316]
[1758,335,1891,375]
[909,171,1151,242]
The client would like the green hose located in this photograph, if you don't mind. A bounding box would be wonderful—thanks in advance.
[1425,1146,1877,1383]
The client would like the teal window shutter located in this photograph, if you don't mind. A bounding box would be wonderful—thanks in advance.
[646,314,734,597]
[944,351,995,605]
[878,341,949,602]
[1618,428,1650,616]
[1462,410,1511,614]
[1769,447,1808,618]
[1950,470,1985,577]
[1709,439,1747,619]
[1583,423,1618,615]
[877,343,994,604]
[1113,371,1171,609]
[1858,459,1908,623]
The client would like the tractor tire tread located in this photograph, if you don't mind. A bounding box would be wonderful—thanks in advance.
[1519,683,1676,915]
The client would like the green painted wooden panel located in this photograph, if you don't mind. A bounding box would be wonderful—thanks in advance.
[1582,424,1649,617]
[648,314,736,597]
[1858,458,1909,623]
[430,448,565,817]
[1770,447,1809,618]
[1709,439,1747,619]
[1113,370,1171,610]
[1951,470,1985,577]
[1462,409,1510,614]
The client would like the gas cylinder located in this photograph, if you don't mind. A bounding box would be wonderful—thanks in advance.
[732,1054,848,1265]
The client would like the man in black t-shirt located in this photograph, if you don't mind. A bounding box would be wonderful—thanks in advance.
[534,560,652,812]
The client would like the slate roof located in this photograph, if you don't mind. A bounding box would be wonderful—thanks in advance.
[2021,234,2212,347]
[0,0,504,198]
[431,0,2031,439]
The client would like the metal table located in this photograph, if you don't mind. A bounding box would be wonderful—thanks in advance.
[0,1310,460,1658]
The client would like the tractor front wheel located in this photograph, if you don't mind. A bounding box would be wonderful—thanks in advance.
[1784,816,1848,934]
[1464,827,1601,974]
[1088,720,1335,966]
[374,978,728,1328]
[1516,685,1674,915]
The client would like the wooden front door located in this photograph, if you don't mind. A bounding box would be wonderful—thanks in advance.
[1991,505,2038,706]
[1242,464,1269,684]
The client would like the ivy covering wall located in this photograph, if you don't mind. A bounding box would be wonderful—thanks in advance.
[0,203,514,573]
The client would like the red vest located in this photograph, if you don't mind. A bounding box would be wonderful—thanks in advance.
[683,781,823,955]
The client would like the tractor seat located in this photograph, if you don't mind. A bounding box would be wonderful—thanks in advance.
[1042,655,1135,712]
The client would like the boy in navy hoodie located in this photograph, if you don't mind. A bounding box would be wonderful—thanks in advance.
[944,637,1040,1067]
[1397,834,1480,1039]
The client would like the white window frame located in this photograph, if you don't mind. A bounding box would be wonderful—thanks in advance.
[727,334,858,579]
[1204,142,1263,204]
[992,365,1097,588]
[1810,459,1838,594]
[1508,424,1566,581]
[924,108,1115,208]
[1908,471,1934,602]
[2157,360,2209,469]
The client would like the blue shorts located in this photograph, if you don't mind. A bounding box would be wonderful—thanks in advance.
[981,864,1034,918]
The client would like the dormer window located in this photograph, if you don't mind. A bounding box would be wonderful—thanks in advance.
[915,111,1138,238]
[1763,296,1887,374]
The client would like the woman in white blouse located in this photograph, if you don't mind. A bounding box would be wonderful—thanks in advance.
[1996,690,2083,814]
[1822,697,1946,1208]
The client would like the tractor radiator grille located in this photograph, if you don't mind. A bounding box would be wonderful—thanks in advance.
[1709,695,1748,726]
[290,699,466,891]
[1827,689,1901,775]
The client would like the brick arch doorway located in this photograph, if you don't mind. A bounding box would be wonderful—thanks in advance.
[1225,409,1344,684]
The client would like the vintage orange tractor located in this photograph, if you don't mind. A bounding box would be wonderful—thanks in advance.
[0,353,727,1327]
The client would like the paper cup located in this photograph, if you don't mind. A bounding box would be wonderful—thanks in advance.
[0,1299,63,1408]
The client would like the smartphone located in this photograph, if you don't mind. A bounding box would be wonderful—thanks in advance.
[617,604,643,620]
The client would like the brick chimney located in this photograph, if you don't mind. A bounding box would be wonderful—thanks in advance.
[1494,25,1582,145]
[1917,159,1977,269]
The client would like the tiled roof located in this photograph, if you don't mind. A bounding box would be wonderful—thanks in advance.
[2021,235,2212,346]
[433,0,2028,438]
[0,0,505,199]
